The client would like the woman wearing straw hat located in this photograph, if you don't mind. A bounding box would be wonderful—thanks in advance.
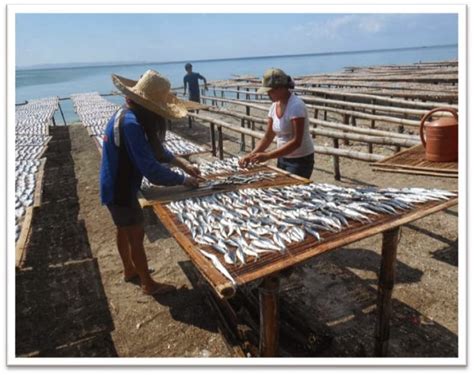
[100,69,202,296]
[239,68,315,179]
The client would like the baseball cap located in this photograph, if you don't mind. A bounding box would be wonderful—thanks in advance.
[257,68,293,94]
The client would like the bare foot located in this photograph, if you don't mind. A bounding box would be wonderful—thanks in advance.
[142,281,176,296]
[124,268,155,282]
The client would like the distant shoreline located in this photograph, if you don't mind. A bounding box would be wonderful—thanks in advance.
[16,43,457,72]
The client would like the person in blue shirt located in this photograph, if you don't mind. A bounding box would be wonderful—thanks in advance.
[100,70,201,296]
[183,63,208,103]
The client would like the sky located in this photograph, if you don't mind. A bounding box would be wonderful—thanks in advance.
[15,13,458,68]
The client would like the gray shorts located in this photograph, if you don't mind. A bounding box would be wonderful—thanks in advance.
[106,199,144,227]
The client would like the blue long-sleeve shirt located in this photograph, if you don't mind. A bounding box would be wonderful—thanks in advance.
[100,108,185,205]
[183,72,205,102]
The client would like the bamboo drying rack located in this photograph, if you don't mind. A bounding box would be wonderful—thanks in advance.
[15,158,47,269]
[150,164,458,356]
[371,144,458,178]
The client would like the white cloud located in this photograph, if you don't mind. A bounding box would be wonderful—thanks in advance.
[357,15,386,33]
[292,14,388,41]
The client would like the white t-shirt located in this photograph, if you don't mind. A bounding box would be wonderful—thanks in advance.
[268,94,315,158]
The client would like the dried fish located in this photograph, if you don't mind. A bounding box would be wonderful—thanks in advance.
[199,249,236,285]
[166,183,455,279]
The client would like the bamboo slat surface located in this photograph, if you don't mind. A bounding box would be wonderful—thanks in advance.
[372,144,458,176]
[180,99,209,111]
[153,193,458,299]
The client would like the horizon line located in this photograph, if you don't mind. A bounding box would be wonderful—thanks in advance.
[16,43,458,72]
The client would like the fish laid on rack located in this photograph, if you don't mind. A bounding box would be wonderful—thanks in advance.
[194,157,258,177]
[15,97,57,240]
[163,136,206,155]
[166,183,456,283]
[71,92,120,136]
[199,171,278,188]
[141,170,277,191]
[16,97,58,136]
[15,159,41,240]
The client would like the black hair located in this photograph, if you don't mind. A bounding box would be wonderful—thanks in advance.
[287,75,295,89]
[127,100,168,161]
[185,63,192,70]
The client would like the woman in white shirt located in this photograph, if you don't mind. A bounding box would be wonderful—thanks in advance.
[239,68,315,178]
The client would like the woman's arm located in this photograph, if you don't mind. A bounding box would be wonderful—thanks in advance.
[250,117,305,163]
[253,117,276,153]
[239,118,275,167]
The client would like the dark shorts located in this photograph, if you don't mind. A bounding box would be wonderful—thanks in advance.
[189,94,200,103]
[106,199,144,227]
[277,152,314,179]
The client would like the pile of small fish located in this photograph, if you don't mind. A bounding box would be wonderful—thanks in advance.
[167,183,455,284]
[163,133,207,155]
[71,92,120,137]
[194,157,257,177]
[200,171,278,188]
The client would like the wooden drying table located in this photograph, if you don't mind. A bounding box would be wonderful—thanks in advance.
[149,167,458,357]
[371,144,458,178]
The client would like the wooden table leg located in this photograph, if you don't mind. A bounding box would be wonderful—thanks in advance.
[374,226,400,357]
[258,276,280,357]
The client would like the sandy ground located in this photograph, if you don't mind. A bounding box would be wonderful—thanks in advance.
[63,99,458,358]
[12,58,459,360]
[69,124,234,357]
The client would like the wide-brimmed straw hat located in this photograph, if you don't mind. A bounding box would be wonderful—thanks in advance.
[257,68,293,94]
[112,69,187,119]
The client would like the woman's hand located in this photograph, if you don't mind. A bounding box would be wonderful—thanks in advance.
[183,176,199,188]
[249,152,270,164]
[238,154,253,168]
[183,163,202,179]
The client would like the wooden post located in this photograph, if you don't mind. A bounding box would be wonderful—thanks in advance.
[246,88,250,100]
[58,102,67,126]
[259,276,280,357]
[237,85,240,100]
[323,94,328,121]
[396,114,406,153]
[374,226,400,357]
[240,107,250,152]
[251,121,256,149]
[332,138,341,181]
[217,125,224,160]
[210,122,217,157]
[240,118,246,152]
[342,113,350,146]
[369,99,376,154]
[188,114,193,129]
[312,109,319,138]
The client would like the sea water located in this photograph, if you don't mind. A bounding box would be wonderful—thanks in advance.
[15,45,458,123]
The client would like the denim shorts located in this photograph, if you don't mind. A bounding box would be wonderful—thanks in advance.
[277,152,314,179]
[106,198,144,227]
